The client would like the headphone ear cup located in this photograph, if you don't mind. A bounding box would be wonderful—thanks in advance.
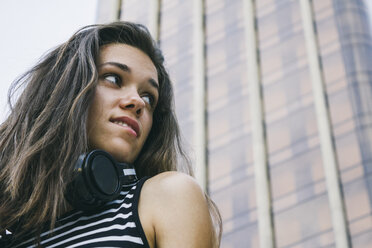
[66,169,100,210]
[88,153,121,196]
[66,150,121,211]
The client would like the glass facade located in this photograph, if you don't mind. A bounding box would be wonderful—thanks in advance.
[121,0,152,28]
[315,0,372,246]
[97,0,372,246]
[257,1,334,246]
[159,0,195,145]
[206,1,256,247]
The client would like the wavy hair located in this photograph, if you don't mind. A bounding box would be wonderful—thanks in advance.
[0,22,221,245]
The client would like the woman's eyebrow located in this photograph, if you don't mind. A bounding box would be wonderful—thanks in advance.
[149,78,159,90]
[100,61,159,90]
[99,61,131,72]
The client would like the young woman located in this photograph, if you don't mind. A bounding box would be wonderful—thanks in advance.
[0,22,221,247]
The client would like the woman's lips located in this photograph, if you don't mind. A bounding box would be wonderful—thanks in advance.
[110,116,140,137]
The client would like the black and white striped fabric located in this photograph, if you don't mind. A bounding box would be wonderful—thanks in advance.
[5,177,150,248]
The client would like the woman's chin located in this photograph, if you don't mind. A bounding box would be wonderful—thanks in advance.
[109,150,136,164]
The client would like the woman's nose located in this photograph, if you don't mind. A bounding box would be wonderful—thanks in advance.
[119,91,145,116]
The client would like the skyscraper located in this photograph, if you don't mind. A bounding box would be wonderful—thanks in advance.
[96,0,372,247]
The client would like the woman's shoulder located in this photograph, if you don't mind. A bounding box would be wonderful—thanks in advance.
[144,171,202,195]
[139,172,214,247]
[140,171,208,216]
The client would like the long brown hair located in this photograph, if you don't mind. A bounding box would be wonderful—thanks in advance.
[0,21,221,245]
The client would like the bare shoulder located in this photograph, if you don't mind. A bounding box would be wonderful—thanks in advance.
[139,172,214,248]
[141,171,210,223]
[144,171,204,197]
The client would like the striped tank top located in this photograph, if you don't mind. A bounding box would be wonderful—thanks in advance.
[3,177,150,248]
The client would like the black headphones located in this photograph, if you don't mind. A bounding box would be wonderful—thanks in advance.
[66,149,138,211]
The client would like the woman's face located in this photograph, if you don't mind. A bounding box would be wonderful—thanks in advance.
[87,43,159,163]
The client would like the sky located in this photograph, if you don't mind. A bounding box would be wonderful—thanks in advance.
[0,0,98,121]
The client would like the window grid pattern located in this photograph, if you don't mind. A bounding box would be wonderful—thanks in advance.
[121,0,152,27]
[258,0,335,246]
[113,0,372,246]
[316,0,372,246]
[206,0,258,247]
[159,0,195,145]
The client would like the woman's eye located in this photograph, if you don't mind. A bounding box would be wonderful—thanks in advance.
[142,94,155,107]
[103,74,121,86]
